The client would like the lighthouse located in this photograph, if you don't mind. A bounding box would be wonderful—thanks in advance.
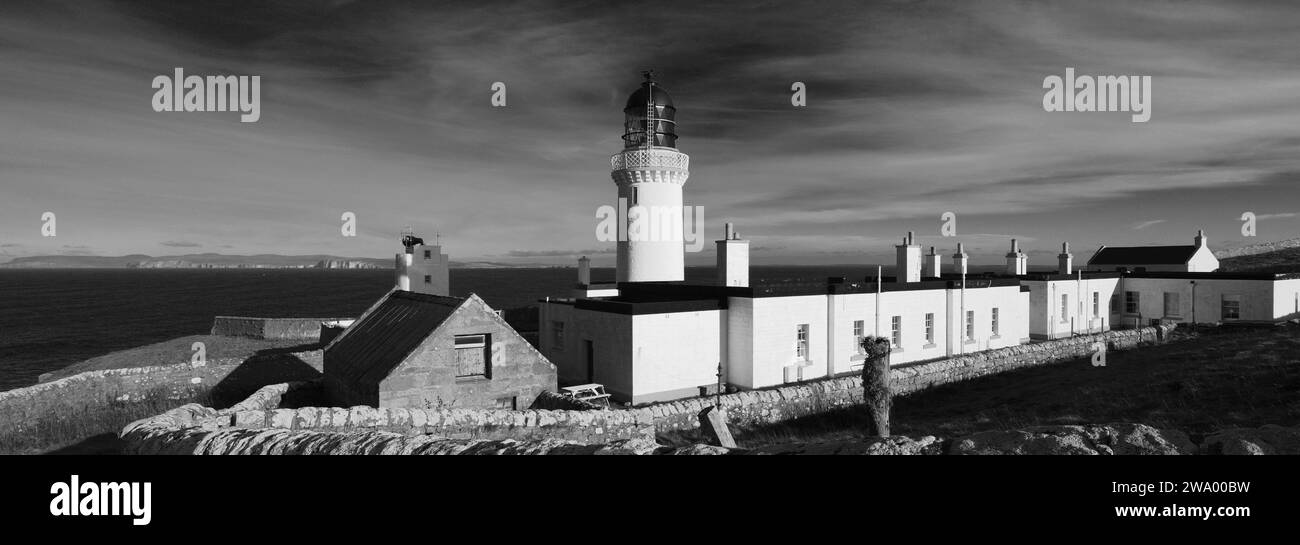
[611,72,690,283]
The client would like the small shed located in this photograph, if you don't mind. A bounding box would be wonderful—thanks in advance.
[323,290,556,410]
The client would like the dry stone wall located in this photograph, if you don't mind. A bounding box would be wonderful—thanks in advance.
[211,316,350,340]
[116,325,1176,454]
[120,382,654,450]
[652,325,1175,433]
[0,349,324,453]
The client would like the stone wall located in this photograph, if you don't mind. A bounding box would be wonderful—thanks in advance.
[652,325,1175,433]
[114,325,1175,455]
[211,316,352,340]
[119,382,654,452]
[0,349,324,454]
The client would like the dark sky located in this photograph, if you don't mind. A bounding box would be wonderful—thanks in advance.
[2,0,1299,265]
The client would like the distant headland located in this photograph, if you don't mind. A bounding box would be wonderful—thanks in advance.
[0,253,536,269]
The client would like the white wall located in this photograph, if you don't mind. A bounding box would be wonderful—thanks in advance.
[1187,245,1220,272]
[630,310,724,403]
[1272,278,1300,321]
[733,285,1030,391]
[1024,277,1119,338]
[1116,277,1275,325]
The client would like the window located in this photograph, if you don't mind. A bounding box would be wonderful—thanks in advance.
[1093,292,1100,317]
[454,334,490,378]
[1110,294,1120,313]
[1163,292,1180,317]
[1124,291,1140,314]
[631,186,638,205]
[965,310,975,341]
[796,324,810,360]
[1222,295,1241,320]
[991,308,1000,336]
[924,313,935,344]
[423,274,432,284]
[423,249,432,259]
[853,320,865,353]
[890,316,902,348]
[551,321,565,351]
[1060,294,1069,323]
[494,396,516,410]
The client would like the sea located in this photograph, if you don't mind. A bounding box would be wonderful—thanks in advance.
[0,265,888,391]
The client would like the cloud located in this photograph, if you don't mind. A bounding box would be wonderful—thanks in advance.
[1131,220,1166,230]
[160,240,202,248]
[501,248,617,258]
[1254,212,1298,220]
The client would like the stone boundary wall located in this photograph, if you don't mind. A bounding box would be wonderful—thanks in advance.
[651,324,1176,433]
[118,382,654,452]
[211,316,353,340]
[114,325,1174,454]
[0,348,325,454]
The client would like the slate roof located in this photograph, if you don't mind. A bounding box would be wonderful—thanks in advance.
[326,290,465,391]
[1088,245,1198,266]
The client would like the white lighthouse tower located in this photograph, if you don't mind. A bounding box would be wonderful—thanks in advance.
[612,72,690,283]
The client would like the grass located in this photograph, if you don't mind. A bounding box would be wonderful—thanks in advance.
[40,334,313,383]
[0,387,212,455]
[734,324,1300,448]
[5,335,319,455]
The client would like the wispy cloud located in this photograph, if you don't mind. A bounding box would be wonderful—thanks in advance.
[160,240,201,248]
[1255,212,1298,220]
[1132,220,1167,230]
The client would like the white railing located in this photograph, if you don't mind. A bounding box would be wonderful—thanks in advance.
[610,148,690,172]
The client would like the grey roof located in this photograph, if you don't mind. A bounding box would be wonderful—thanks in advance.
[327,290,465,391]
[1088,245,1198,266]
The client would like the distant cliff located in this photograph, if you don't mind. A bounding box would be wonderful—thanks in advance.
[0,254,391,269]
[0,253,545,269]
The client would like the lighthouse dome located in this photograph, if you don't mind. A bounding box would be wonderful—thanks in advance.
[623,82,675,113]
[622,77,678,149]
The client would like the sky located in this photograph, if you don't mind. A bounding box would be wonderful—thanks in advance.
[1,0,1298,266]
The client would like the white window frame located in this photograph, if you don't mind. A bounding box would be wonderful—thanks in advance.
[796,324,810,360]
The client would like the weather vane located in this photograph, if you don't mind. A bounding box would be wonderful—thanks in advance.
[642,69,656,82]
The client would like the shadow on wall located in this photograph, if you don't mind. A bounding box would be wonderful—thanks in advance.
[209,344,324,409]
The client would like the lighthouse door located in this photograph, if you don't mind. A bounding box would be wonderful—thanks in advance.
[584,340,595,383]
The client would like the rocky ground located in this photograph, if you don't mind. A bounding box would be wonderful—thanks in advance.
[118,408,1300,454]
[733,323,1300,447]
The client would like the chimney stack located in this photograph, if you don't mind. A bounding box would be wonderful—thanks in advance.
[895,231,922,283]
[952,243,969,275]
[1006,238,1028,276]
[1195,229,1207,249]
[1058,242,1074,275]
[926,246,942,278]
[577,256,591,286]
[717,223,749,287]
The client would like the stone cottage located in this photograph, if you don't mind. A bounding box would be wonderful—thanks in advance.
[323,289,556,410]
